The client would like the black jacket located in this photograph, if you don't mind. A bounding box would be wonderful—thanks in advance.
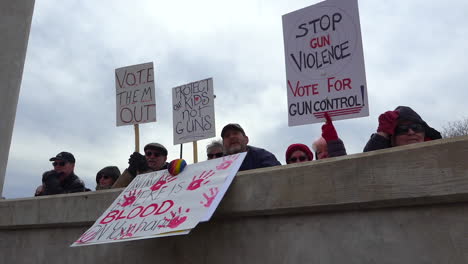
[239,145,281,171]
[38,170,86,196]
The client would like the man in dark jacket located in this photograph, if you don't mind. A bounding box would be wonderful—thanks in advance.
[363,106,442,152]
[221,123,281,171]
[112,143,169,188]
[35,152,86,196]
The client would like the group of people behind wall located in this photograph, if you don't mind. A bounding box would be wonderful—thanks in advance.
[34,106,442,196]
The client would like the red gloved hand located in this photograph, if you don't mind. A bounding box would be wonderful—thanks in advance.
[377,110,399,135]
[322,113,338,141]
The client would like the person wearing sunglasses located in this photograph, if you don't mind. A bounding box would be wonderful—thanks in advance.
[96,166,121,190]
[206,140,224,160]
[35,152,87,196]
[364,106,442,152]
[112,143,169,188]
[285,144,314,164]
[311,112,347,160]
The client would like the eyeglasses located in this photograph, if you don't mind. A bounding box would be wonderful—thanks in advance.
[207,152,223,159]
[289,156,308,163]
[145,151,163,157]
[395,123,424,135]
[52,161,66,167]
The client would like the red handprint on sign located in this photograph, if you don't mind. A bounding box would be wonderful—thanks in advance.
[187,170,215,191]
[75,229,97,244]
[200,187,219,207]
[158,206,190,229]
[117,190,141,207]
[114,224,137,240]
[150,173,177,191]
[216,154,240,170]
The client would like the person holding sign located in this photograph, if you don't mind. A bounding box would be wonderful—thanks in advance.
[112,143,169,188]
[311,113,347,159]
[363,106,442,152]
[221,123,281,171]
[35,152,87,196]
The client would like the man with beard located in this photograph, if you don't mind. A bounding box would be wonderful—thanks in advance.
[221,123,281,171]
[112,143,169,188]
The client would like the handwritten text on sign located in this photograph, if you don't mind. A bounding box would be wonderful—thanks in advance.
[172,78,215,145]
[282,0,368,126]
[71,153,246,247]
[115,62,156,126]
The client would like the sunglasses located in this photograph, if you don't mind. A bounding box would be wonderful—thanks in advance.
[98,175,111,180]
[207,152,223,159]
[52,161,66,167]
[395,123,424,135]
[289,156,308,163]
[145,151,163,157]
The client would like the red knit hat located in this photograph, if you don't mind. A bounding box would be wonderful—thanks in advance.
[285,143,314,163]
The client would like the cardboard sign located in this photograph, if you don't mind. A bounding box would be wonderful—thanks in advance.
[282,0,368,126]
[71,153,246,247]
[115,62,156,126]
[172,78,215,145]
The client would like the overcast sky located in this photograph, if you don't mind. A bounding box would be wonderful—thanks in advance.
[4,0,468,198]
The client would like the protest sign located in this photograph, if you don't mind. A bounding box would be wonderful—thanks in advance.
[282,0,368,126]
[71,152,246,247]
[115,62,156,126]
[172,78,215,145]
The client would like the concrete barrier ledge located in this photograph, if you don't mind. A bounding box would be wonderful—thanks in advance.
[1,135,468,229]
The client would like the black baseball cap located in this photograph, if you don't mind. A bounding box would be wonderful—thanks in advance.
[144,143,168,156]
[221,123,246,138]
[49,152,76,163]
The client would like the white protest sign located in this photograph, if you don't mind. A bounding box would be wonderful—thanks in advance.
[282,0,368,126]
[172,78,215,145]
[115,62,156,126]
[71,153,246,247]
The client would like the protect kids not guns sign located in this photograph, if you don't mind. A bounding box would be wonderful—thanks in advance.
[172,78,215,145]
[71,153,246,247]
[115,62,156,126]
[282,0,368,126]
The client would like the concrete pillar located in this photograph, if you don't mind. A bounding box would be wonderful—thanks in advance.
[0,1,35,197]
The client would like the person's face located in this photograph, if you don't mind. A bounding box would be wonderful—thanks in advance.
[98,174,115,189]
[207,147,223,160]
[316,142,329,160]
[145,148,167,170]
[52,160,74,176]
[288,150,310,164]
[223,130,249,155]
[394,122,425,146]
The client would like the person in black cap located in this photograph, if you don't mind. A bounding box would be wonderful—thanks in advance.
[221,123,280,171]
[363,106,442,152]
[35,151,87,196]
[112,143,169,188]
[95,166,121,190]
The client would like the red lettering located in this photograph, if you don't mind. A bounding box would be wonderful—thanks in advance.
[127,206,144,219]
[155,200,174,215]
[99,210,120,224]
[327,77,352,92]
[288,80,320,97]
[140,204,158,217]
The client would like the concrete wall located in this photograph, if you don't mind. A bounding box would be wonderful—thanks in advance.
[0,0,35,197]
[1,136,468,263]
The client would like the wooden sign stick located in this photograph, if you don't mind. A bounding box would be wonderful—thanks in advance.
[193,141,198,163]
[134,124,140,152]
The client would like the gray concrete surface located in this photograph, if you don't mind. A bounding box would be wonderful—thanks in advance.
[0,0,35,197]
[1,136,468,263]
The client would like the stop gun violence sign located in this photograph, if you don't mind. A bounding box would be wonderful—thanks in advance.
[282,0,369,126]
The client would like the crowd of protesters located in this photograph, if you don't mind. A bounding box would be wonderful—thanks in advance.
[34,106,442,196]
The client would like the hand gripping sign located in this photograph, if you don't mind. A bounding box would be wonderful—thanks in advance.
[282,0,369,126]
